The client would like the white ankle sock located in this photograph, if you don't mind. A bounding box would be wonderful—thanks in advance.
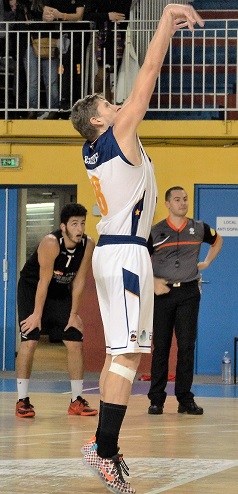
[71,380,83,402]
[17,379,30,400]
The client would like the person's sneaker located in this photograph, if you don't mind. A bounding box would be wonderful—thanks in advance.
[81,435,96,454]
[98,453,136,494]
[16,397,35,418]
[178,400,204,415]
[148,404,164,415]
[83,448,101,477]
[68,396,98,416]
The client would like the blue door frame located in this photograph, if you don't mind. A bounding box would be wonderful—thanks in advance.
[194,184,238,375]
[0,188,18,371]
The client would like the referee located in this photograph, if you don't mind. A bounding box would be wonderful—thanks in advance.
[148,186,223,415]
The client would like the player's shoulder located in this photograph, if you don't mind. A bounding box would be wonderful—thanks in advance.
[38,233,59,252]
[85,235,95,250]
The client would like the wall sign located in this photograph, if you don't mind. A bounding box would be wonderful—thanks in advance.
[216,217,238,236]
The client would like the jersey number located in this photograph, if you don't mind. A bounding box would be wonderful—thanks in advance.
[66,255,73,268]
[90,176,108,216]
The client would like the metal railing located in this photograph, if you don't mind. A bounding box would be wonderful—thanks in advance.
[0,18,238,121]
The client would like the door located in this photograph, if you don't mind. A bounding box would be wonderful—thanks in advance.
[194,184,238,375]
[0,188,18,371]
[0,185,77,371]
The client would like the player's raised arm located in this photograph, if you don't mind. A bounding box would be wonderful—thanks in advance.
[115,4,204,134]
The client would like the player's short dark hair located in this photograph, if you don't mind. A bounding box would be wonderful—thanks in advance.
[165,186,184,201]
[71,94,104,141]
[60,203,87,224]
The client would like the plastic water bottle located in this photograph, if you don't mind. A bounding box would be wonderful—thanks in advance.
[222,351,232,384]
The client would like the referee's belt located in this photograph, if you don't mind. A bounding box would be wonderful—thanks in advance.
[167,280,198,288]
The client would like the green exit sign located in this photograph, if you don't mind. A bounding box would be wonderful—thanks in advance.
[0,156,21,169]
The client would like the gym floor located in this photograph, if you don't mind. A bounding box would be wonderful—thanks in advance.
[1,339,238,494]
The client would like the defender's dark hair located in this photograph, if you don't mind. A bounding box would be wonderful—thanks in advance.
[71,94,104,142]
[165,186,184,201]
[60,203,87,224]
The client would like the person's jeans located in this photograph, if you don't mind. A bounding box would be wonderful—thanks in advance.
[23,45,58,110]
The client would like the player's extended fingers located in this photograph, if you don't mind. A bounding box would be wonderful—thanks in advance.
[186,7,205,29]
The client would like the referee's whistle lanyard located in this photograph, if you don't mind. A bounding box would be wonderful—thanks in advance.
[175,229,180,268]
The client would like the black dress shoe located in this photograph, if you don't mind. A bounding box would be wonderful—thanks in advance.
[148,404,164,415]
[178,400,203,415]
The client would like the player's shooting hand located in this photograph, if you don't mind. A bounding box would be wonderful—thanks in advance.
[64,313,84,333]
[20,314,41,335]
[164,4,204,34]
[154,277,170,295]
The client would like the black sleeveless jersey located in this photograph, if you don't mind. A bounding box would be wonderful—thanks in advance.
[19,230,88,298]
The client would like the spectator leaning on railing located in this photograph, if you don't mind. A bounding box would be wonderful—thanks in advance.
[0,0,6,58]
[43,0,90,118]
[14,0,59,119]
[1,0,15,60]
[84,0,132,103]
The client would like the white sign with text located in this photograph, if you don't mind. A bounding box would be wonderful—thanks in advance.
[216,217,238,236]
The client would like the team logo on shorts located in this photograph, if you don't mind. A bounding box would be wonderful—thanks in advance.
[140,330,147,342]
[130,332,137,342]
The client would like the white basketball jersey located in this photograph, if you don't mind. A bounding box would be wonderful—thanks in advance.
[83,126,157,240]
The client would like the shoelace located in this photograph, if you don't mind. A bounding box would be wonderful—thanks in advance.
[22,398,31,408]
[114,455,130,481]
[79,397,89,407]
[19,398,34,410]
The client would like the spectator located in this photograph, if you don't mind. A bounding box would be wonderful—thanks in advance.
[43,0,90,117]
[0,0,6,58]
[14,0,59,119]
[1,0,16,55]
[84,0,132,102]
[4,0,28,118]
[9,0,16,13]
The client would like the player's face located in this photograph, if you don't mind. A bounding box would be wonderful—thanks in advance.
[62,216,86,246]
[166,190,188,217]
[96,98,121,127]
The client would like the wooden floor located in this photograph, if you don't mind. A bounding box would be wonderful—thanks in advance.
[1,390,238,494]
[1,339,237,493]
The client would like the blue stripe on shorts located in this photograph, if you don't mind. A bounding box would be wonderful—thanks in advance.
[97,235,147,246]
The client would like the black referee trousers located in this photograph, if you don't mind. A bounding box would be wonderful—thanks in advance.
[148,282,201,405]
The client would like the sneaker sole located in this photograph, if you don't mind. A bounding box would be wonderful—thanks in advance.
[68,409,98,416]
[103,485,135,494]
[98,474,135,494]
[82,456,100,478]
[16,411,35,418]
